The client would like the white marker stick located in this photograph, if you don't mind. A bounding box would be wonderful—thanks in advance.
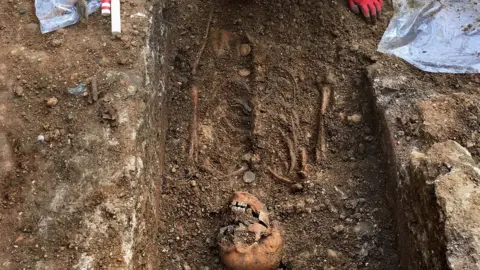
[111,0,121,35]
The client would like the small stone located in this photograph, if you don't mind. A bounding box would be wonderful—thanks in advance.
[350,42,360,52]
[291,183,304,192]
[345,199,358,209]
[354,222,372,236]
[305,198,315,204]
[171,167,177,173]
[56,28,67,34]
[278,113,288,123]
[347,114,362,124]
[190,180,197,187]
[118,58,129,65]
[331,30,341,38]
[295,201,306,213]
[19,9,26,15]
[284,203,294,214]
[51,39,63,47]
[358,242,370,259]
[333,224,345,233]
[243,171,256,183]
[183,263,191,270]
[37,135,45,142]
[238,68,251,77]
[67,113,75,121]
[324,71,337,84]
[239,44,251,56]
[357,143,365,155]
[327,249,338,259]
[251,153,261,164]
[46,97,58,107]
[68,83,87,95]
[13,86,24,97]
[241,153,252,162]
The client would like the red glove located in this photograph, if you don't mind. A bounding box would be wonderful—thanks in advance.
[348,0,382,23]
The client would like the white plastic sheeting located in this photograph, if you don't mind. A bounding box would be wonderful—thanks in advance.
[35,0,100,34]
[378,0,480,73]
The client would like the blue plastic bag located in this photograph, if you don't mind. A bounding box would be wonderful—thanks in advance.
[35,0,100,34]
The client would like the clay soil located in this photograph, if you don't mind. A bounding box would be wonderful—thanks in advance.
[0,0,150,268]
[160,0,399,268]
[3,0,480,269]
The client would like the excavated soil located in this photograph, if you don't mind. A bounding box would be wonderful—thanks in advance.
[3,0,480,268]
[159,0,399,268]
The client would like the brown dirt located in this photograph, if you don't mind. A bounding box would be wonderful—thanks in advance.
[0,0,152,268]
[367,53,480,270]
[160,0,399,268]
[2,0,480,269]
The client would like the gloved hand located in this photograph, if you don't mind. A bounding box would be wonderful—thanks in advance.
[348,0,382,23]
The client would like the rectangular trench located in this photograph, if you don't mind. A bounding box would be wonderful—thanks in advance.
[143,0,480,269]
[142,0,402,268]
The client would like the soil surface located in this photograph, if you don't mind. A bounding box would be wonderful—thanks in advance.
[0,0,151,268]
[2,0,480,269]
[160,0,399,268]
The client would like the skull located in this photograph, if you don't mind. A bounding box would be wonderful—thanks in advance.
[217,192,284,270]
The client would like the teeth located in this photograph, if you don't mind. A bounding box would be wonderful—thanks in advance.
[232,202,248,208]
[230,205,246,212]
